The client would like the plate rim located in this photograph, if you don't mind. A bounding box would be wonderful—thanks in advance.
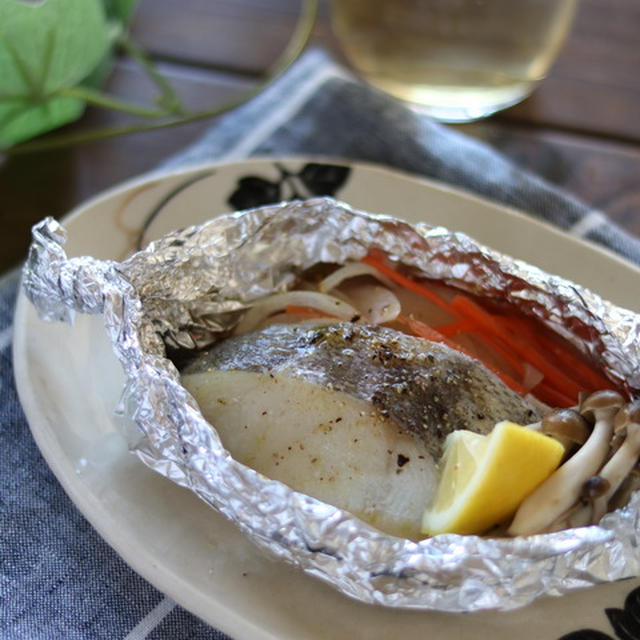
[12,295,283,640]
[13,155,640,638]
[55,154,640,281]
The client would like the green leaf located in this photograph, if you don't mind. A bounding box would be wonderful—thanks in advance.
[0,0,109,146]
[0,96,85,144]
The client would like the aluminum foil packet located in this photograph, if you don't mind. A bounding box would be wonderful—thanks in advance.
[22,197,640,612]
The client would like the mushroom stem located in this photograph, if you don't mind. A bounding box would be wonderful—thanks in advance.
[508,411,614,536]
[545,501,594,532]
[547,475,610,531]
[591,423,640,523]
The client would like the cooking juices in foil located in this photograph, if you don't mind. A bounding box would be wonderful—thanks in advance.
[22,197,640,611]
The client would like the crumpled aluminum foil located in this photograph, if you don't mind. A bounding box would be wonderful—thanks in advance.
[22,197,640,612]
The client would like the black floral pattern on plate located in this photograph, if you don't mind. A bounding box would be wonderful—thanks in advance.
[558,586,640,640]
[227,162,351,210]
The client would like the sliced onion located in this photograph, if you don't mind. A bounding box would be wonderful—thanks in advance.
[234,291,359,335]
[318,262,394,293]
[339,282,401,324]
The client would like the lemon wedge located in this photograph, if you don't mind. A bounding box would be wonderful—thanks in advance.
[421,421,565,536]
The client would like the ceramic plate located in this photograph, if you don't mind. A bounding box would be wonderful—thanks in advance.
[13,158,640,640]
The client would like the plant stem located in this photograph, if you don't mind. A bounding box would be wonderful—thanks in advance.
[8,0,318,154]
[117,31,185,115]
[37,28,56,91]
[59,85,169,119]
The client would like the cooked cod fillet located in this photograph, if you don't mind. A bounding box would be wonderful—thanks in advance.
[181,323,542,538]
[184,369,437,538]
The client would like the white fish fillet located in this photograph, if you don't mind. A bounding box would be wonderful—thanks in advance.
[183,369,438,539]
[181,322,542,539]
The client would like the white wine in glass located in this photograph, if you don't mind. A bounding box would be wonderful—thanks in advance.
[331,0,578,122]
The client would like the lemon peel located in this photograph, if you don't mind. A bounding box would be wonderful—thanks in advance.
[421,420,565,536]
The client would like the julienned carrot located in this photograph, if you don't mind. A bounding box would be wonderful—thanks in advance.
[496,315,596,388]
[434,319,474,338]
[471,327,527,379]
[363,253,616,405]
[362,255,460,318]
[530,327,614,391]
[396,314,528,396]
[487,314,614,396]
[450,294,502,334]
[532,381,576,409]
[497,322,585,399]
[397,314,457,348]
[365,257,543,396]
[450,296,533,378]
[285,305,335,318]
[451,294,583,401]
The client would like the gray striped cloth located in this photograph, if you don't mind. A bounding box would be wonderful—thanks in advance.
[2,48,639,639]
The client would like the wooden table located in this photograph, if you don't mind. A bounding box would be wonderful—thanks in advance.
[1,0,639,274]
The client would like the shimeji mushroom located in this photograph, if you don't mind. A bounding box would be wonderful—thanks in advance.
[538,408,590,454]
[590,400,640,523]
[509,390,624,536]
[545,475,611,531]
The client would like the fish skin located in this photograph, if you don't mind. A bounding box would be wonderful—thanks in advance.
[183,323,542,459]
